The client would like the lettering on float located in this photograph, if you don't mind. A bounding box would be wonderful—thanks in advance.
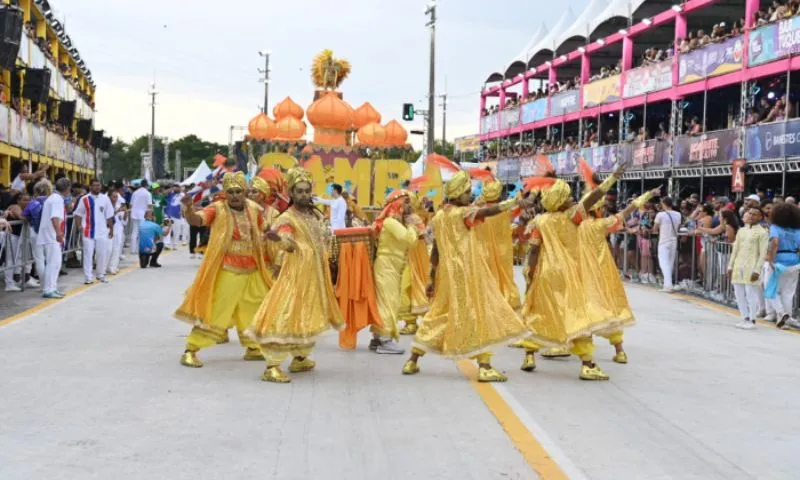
[765,131,799,151]
[632,144,656,166]
[689,137,720,162]
[778,19,800,50]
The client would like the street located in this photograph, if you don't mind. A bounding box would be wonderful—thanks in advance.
[1,253,798,480]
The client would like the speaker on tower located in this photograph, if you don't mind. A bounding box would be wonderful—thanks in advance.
[0,5,22,70]
[91,129,104,149]
[58,100,75,126]
[23,67,51,105]
[76,119,92,141]
[101,136,112,150]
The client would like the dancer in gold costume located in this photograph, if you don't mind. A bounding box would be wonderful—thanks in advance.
[175,172,273,367]
[519,161,623,380]
[399,191,431,335]
[403,170,529,382]
[369,190,420,354]
[576,160,660,364]
[474,178,521,311]
[246,167,344,383]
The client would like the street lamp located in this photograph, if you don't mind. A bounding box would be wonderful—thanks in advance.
[258,50,271,114]
[425,0,436,155]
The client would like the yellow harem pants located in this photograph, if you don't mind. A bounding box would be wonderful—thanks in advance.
[411,347,493,365]
[261,345,315,367]
[600,331,624,346]
[185,269,266,352]
[519,337,596,361]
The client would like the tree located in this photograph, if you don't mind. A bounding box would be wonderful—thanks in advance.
[432,139,455,159]
[170,135,227,170]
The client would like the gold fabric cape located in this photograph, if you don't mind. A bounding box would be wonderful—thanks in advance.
[474,208,521,310]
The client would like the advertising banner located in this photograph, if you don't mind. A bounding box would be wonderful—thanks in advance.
[624,139,670,169]
[520,98,547,124]
[673,129,740,165]
[501,107,520,129]
[32,125,44,154]
[748,18,800,66]
[497,157,521,182]
[519,156,536,176]
[745,118,800,160]
[583,75,622,108]
[454,134,480,153]
[481,113,499,134]
[679,36,744,83]
[623,61,673,98]
[550,90,580,116]
[585,144,619,172]
[0,104,8,144]
[731,159,746,193]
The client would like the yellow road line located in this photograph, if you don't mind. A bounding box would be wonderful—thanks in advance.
[629,283,800,335]
[457,360,569,480]
[0,260,142,328]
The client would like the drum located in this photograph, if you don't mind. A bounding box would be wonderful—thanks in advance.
[330,227,375,267]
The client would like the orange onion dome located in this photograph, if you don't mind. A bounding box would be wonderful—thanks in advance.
[307,91,354,131]
[357,122,387,147]
[353,102,381,129]
[274,116,307,140]
[273,96,304,121]
[250,112,277,140]
[383,120,408,146]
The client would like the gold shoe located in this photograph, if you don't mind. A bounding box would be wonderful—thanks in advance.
[541,347,571,358]
[217,331,230,344]
[402,359,420,375]
[288,357,316,373]
[243,348,264,361]
[612,352,628,364]
[478,367,508,382]
[520,352,536,372]
[180,351,203,368]
[261,366,291,383]
[579,364,610,381]
[508,339,526,349]
[399,323,418,335]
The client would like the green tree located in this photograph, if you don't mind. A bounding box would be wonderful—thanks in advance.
[170,134,227,170]
[432,139,455,159]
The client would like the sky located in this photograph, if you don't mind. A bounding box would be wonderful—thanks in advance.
[60,0,590,149]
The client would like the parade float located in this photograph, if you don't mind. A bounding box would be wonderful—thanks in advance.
[242,49,446,209]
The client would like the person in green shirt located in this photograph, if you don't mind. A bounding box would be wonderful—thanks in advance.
[151,183,165,225]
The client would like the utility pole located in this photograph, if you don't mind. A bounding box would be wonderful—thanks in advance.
[425,1,436,155]
[175,149,182,181]
[258,51,271,114]
[164,138,170,176]
[439,92,447,147]
[147,82,157,180]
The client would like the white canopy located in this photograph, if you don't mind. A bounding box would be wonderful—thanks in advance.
[181,160,211,186]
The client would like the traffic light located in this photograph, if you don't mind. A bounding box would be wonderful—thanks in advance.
[402,103,415,121]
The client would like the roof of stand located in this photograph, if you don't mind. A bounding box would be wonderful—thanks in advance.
[554,0,611,56]
[526,7,576,69]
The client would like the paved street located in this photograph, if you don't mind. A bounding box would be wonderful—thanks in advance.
[2,252,799,480]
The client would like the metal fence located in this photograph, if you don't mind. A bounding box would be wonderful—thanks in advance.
[0,215,82,292]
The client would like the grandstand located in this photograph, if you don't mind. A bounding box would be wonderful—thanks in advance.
[0,0,103,188]
[479,0,800,199]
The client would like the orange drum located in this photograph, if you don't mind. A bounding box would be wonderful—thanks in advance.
[331,227,375,265]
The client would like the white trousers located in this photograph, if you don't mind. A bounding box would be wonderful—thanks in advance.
[765,266,800,318]
[129,219,142,254]
[757,263,774,316]
[83,236,111,281]
[28,227,45,279]
[2,232,20,287]
[42,242,62,293]
[658,242,677,290]
[108,226,125,273]
[733,283,761,320]
[170,217,187,245]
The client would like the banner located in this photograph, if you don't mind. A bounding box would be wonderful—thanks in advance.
[0,104,8,145]
[519,156,536,176]
[673,129,739,165]
[549,151,579,175]
[584,144,619,172]
[623,139,670,169]
[32,126,44,154]
[745,118,800,160]
[454,134,480,153]
[497,157,521,181]
[583,75,621,108]
[550,90,579,116]
[623,61,672,98]
[731,159,746,193]
[501,107,520,129]
[748,18,800,66]
[520,98,547,124]
[481,113,499,134]
[679,36,744,83]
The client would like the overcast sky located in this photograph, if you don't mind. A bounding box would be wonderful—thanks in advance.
[61,0,588,148]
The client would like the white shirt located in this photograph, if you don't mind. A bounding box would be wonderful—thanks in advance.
[10,174,24,191]
[315,195,347,230]
[130,188,153,221]
[655,210,682,246]
[37,193,65,245]
[73,193,114,238]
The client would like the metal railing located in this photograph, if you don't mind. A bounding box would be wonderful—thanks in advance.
[0,214,82,292]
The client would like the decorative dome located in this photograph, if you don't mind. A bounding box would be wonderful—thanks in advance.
[353,102,381,129]
[273,96,304,121]
[357,122,386,147]
[274,115,307,140]
[307,91,354,131]
[383,120,408,146]
[250,112,277,141]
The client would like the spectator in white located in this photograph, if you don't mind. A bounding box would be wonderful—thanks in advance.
[10,163,48,192]
[38,177,70,299]
[313,183,347,230]
[654,197,682,292]
[786,196,797,205]
[73,179,115,284]
[107,190,127,275]
[740,194,761,219]
[129,180,153,255]
[22,179,52,289]
[728,207,769,330]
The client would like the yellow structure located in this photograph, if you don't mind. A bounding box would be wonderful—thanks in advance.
[0,0,96,186]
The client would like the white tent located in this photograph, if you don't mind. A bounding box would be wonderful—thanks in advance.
[181,160,211,186]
